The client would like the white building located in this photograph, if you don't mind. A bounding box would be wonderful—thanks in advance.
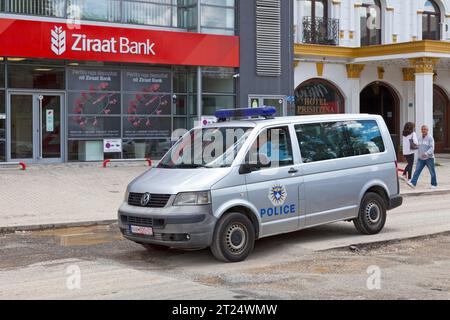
[293,0,450,153]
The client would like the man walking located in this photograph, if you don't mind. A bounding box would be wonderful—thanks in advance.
[407,125,438,189]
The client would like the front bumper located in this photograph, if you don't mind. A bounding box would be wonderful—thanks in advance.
[118,202,217,249]
[388,194,403,210]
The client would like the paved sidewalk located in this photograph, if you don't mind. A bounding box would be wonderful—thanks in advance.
[0,157,449,230]
[398,156,450,196]
[0,163,148,230]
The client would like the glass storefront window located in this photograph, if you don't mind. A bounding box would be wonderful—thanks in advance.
[0,88,5,162]
[0,118,4,140]
[1,62,235,162]
[123,139,171,159]
[174,95,188,115]
[0,141,4,162]
[68,140,104,161]
[173,117,188,130]
[0,90,4,114]
[0,64,4,88]
[68,68,122,141]
[202,95,234,115]
[8,64,65,89]
[202,69,234,93]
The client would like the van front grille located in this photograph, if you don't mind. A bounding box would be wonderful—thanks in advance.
[127,216,154,227]
[128,193,171,208]
[121,215,165,228]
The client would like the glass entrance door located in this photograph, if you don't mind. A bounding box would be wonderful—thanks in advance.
[8,93,64,163]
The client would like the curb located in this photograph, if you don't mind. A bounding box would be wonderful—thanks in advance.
[0,219,117,234]
[401,189,450,197]
[323,230,450,252]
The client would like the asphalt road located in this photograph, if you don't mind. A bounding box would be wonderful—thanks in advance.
[0,194,450,300]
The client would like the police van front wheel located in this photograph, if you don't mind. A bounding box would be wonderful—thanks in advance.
[354,192,387,235]
[210,212,255,263]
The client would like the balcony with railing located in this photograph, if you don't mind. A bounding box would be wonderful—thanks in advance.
[302,16,339,46]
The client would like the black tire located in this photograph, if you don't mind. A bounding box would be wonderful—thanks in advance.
[353,192,387,235]
[140,243,171,251]
[210,212,255,263]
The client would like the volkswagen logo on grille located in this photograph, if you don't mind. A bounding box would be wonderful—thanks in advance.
[140,193,151,207]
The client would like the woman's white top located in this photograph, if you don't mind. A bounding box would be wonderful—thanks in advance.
[402,132,419,155]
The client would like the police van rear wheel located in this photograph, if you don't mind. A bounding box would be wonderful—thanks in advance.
[354,192,387,235]
[210,212,255,263]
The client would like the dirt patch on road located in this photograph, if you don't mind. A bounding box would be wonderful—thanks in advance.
[195,233,450,299]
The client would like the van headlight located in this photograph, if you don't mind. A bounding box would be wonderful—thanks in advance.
[124,189,129,202]
[173,191,211,206]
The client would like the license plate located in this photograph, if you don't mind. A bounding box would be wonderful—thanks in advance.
[129,225,153,236]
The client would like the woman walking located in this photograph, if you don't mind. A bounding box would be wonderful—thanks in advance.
[401,122,418,181]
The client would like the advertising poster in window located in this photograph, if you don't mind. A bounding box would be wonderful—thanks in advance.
[69,92,121,115]
[123,94,171,116]
[123,70,171,93]
[68,116,121,139]
[295,81,344,115]
[68,68,121,92]
[123,117,171,138]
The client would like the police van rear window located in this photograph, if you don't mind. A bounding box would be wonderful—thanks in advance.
[295,120,386,163]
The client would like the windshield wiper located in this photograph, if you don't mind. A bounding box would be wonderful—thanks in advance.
[172,164,210,169]
[157,163,173,168]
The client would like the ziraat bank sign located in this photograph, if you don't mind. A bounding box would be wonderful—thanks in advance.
[0,18,239,67]
[51,26,156,56]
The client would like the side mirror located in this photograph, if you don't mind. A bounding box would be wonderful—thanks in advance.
[239,153,271,174]
[239,163,254,175]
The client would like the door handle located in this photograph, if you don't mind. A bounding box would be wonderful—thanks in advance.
[288,168,298,174]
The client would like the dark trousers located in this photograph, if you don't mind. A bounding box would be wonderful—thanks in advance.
[403,154,415,180]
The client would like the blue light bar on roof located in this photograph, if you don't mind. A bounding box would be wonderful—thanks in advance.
[215,106,277,120]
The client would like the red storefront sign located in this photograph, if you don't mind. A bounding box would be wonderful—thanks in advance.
[0,18,240,67]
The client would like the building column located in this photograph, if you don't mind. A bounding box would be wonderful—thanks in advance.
[402,68,416,126]
[410,58,439,132]
[345,64,365,114]
[385,7,394,44]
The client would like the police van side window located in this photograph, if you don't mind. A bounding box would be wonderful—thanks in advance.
[247,126,294,168]
[346,120,385,155]
[295,120,385,163]
[295,122,351,163]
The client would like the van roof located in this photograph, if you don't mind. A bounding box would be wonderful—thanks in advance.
[204,113,382,128]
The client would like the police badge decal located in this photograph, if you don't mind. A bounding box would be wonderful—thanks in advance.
[269,184,287,206]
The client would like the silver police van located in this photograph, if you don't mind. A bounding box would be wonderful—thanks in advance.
[118,107,402,262]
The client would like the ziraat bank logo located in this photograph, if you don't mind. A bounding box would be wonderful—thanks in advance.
[51,26,66,56]
[50,26,156,57]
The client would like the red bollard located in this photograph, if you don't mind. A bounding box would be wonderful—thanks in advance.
[102,159,111,168]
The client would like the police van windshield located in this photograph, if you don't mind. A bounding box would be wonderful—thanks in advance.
[158,127,253,169]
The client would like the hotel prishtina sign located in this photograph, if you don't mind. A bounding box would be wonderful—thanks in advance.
[0,18,239,67]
